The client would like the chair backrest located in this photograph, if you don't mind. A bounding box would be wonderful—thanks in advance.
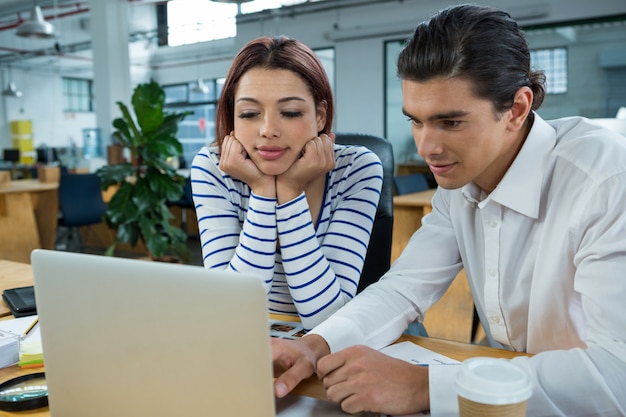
[58,173,106,227]
[394,173,429,195]
[335,133,394,293]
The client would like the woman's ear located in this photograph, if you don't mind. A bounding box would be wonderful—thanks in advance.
[316,100,328,133]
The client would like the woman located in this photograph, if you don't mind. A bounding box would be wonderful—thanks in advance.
[191,36,382,330]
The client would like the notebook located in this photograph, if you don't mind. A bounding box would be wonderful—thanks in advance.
[31,249,276,417]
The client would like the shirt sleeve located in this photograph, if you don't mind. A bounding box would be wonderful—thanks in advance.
[190,148,277,288]
[277,148,383,330]
[310,189,463,350]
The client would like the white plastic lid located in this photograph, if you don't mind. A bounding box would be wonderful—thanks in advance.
[454,357,533,405]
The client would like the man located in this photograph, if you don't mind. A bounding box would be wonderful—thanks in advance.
[271,4,626,417]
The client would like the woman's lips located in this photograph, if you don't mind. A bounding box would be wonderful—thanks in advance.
[429,162,456,176]
[257,147,287,160]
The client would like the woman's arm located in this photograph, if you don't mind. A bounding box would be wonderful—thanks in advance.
[190,147,277,288]
[277,146,383,330]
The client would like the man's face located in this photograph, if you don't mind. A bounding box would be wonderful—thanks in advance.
[402,77,520,193]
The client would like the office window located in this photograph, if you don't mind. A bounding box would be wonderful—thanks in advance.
[162,0,323,47]
[530,47,568,94]
[164,79,223,167]
[62,77,94,112]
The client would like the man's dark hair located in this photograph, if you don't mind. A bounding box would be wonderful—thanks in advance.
[398,4,546,116]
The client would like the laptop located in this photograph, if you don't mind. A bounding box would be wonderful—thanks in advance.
[31,249,276,417]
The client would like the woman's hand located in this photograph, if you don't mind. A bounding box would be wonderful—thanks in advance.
[276,134,335,202]
[219,133,276,197]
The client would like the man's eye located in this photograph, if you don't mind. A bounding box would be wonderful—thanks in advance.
[444,120,462,128]
[407,118,422,127]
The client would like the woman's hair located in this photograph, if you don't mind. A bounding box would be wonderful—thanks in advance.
[214,36,334,147]
[397,4,546,117]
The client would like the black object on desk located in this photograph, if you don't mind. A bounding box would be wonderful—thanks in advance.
[0,372,48,411]
[2,286,36,318]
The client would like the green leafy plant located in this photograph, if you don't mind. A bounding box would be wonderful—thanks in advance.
[96,80,192,263]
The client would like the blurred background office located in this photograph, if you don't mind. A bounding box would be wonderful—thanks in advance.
[0,0,624,173]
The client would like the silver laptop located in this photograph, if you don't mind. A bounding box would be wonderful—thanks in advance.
[31,249,275,417]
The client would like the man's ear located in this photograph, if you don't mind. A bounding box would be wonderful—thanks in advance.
[507,87,533,132]
[316,100,328,132]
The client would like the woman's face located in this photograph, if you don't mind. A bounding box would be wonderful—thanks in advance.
[232,67,326,176]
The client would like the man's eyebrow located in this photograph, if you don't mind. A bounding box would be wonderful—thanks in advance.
[402,108,470,122]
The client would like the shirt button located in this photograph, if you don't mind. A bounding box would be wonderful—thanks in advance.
[489,219,498,228]
[490,316,501,324]
[488,268,497,277]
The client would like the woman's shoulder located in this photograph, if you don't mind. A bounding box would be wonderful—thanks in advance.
[334,143,382,166]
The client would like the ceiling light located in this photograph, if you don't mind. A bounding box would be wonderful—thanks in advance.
[16,5,55,39]
[2,82,23,98]
[211,1,254,3]
[192,79,209,94]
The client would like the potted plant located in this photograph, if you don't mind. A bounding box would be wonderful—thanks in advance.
[96,80,192,263]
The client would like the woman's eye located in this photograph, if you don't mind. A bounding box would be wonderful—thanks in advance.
[282,111,303,118]
[238,112,258,119]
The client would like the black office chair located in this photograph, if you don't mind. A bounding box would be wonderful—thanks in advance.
[334,133,394,293]
[393,173,430,195]
[170,176,194,235]
[55,173,107,253]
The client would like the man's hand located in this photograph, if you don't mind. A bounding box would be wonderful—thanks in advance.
[272,335,330,398]
[317,345,430,415]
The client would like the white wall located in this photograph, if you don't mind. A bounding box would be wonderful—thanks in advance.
[1,0,625,153]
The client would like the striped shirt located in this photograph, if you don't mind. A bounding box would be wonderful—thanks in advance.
[190,144,383,330]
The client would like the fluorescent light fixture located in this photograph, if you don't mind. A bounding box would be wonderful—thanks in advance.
[326,22,414,42]
[16,5,55,39]
[2,82,23,98]
[192,78,209,94]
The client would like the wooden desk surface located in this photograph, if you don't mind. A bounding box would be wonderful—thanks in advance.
[0,262,528,416]
[0,179,58,194]
[393,189,435,208]
[0,180,59,263]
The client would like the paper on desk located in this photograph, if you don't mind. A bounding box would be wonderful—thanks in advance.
[379,341,459,366]
[0,315,43,368]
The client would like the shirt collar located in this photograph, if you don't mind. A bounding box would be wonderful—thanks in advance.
[461,114,556,218]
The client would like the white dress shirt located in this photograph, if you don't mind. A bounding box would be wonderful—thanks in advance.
[310,115,626,416]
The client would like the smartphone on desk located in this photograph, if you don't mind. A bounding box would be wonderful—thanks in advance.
[2,286,37,318]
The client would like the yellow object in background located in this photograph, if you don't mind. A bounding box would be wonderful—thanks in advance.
[9,120,34,164]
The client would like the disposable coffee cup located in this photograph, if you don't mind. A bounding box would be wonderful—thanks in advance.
[455,357,532,417]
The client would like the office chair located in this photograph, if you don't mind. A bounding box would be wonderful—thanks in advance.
[170,176,194,235]
[393,173,430,195]
[55,173,106,253]
[334,133,394,293]
[335,134,429,337]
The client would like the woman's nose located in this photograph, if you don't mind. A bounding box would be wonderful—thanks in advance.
[260,114,280,138]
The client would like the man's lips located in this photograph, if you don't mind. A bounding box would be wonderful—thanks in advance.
[428,162,456,175]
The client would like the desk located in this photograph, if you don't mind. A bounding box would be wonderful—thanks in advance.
[0,180,58,263]
[392,189,478,343]
[392,189,435,263]
[0,260,34,317]
[0,262,526,417]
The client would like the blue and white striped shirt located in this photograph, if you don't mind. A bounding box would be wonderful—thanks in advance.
[190,144,383,330]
